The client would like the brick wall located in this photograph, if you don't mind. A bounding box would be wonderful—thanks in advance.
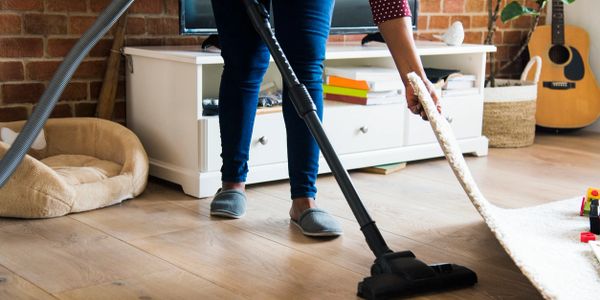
[0,0,541,122]
[413,0,544,77]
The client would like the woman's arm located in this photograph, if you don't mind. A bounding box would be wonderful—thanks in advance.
[379,17,440,119]
[369,0,440,119]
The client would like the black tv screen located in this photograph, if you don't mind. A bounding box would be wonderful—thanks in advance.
[180,0,418,35]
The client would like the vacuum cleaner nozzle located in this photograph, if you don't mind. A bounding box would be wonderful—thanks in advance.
[357,251,477,299]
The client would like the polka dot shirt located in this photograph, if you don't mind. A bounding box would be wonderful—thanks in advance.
[369,0,412,25]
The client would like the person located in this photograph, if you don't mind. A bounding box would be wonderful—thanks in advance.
[209,0,440,237]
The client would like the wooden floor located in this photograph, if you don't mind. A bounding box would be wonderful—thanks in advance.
[1,130,599,300]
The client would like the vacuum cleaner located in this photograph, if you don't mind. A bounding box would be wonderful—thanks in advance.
[0,0,478,298]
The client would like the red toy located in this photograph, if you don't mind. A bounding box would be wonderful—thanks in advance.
[581,232,596,243]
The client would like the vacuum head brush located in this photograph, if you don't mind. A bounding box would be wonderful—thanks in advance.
[357,251,477,299]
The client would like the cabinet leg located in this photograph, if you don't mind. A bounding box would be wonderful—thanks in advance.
[180,176,221,199]
[472,147,489,157]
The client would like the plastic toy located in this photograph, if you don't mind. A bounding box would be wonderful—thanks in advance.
[580,232,596,243]
[580,187,600,216]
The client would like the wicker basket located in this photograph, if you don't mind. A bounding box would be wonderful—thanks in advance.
[483,57,541,148]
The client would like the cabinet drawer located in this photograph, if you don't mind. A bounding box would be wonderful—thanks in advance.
[323,102,404,154]
[404,95,483,145]
[199,113,288,172]
[247,113,288,166]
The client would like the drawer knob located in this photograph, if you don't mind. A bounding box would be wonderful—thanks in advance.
[446,116,453,123]
[258,136,269,145]
[359,126,369,134]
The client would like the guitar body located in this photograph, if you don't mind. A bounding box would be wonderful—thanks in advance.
[528,25,600,128]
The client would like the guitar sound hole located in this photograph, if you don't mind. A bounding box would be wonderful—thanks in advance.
[548,45,570,65]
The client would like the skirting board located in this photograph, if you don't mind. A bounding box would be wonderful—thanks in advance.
[149,136,489,198]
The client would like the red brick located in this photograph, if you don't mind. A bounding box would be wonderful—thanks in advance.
[69,16,97,35]
[503,30,523,44]
[0,106,28,122]
[419,0,441,13]
[75,102,97,117]
[27,60,105,81]
[164,37,204,46]
[126,17,146,35]
[89,39,113,57]
[471,15,488,28]
[444,0,465,13]
[466,0,485,12]
[451,15,471,29]
[47,38,76,57]
[0,14,21,34]
[90,80,125,100]
[0,61,24,81]
[165,0,179,15]
[495,45,511,60]
[493,31,503,44]
[130,0,162,14]
[429,16,449,29]
[44,103,72,118]
[125,37,164,47]
[511,15,533,29]
[90,81,103,99]
[464,31,483,44]
[60,82,88,101]
[0,38,43,58]
[46,0,87,12]
[26,60,60,80]
[146,18,179,35]
[1,83,45,104]
[495,17,510,29]
[73,60,106,80]
[89,0,111,12]
[47,38,113,57]
[416,16,428,29]
[24,14,67,35]
[0,0,43,11]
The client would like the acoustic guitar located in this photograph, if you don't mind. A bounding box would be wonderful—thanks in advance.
[527,0,600,128]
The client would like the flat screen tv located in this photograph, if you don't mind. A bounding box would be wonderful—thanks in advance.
[179,0,419,36]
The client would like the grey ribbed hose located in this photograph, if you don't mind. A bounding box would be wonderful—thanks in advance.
[0,0,135,188]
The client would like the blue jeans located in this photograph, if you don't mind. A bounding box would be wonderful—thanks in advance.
[212,0,334,199]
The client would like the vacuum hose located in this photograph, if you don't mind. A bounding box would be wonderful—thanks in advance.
[0,0,135,188]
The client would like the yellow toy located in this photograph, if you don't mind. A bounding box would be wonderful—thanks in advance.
[580,187,600,216]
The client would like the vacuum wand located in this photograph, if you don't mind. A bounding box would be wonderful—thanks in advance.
[243,0,392,258]
[243,1,478,298]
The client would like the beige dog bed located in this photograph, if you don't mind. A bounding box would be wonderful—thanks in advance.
[0,118,148,218]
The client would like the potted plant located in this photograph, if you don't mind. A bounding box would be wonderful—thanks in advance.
[482,0,574,148]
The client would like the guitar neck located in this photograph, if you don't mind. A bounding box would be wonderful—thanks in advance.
[552,0,565,45]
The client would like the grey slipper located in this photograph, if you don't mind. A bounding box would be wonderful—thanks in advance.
[210,188,246,219]
[291,208,343,237]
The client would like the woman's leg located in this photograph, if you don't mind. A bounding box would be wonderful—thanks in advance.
[211,0,270,188]
[272,0,334,205]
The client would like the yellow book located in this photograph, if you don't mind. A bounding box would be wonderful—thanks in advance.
[322,84,368,98]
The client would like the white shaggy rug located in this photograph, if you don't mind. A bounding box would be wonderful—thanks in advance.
[407,73,600,300]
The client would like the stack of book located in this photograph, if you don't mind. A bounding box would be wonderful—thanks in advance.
[323,67,405,105]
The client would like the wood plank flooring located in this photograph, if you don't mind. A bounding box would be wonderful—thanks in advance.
[1,130,598,299]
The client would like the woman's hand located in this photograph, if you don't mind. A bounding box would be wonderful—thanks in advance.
[405,77,441,120]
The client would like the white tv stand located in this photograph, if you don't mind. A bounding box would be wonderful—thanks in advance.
[124,41,496,198]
